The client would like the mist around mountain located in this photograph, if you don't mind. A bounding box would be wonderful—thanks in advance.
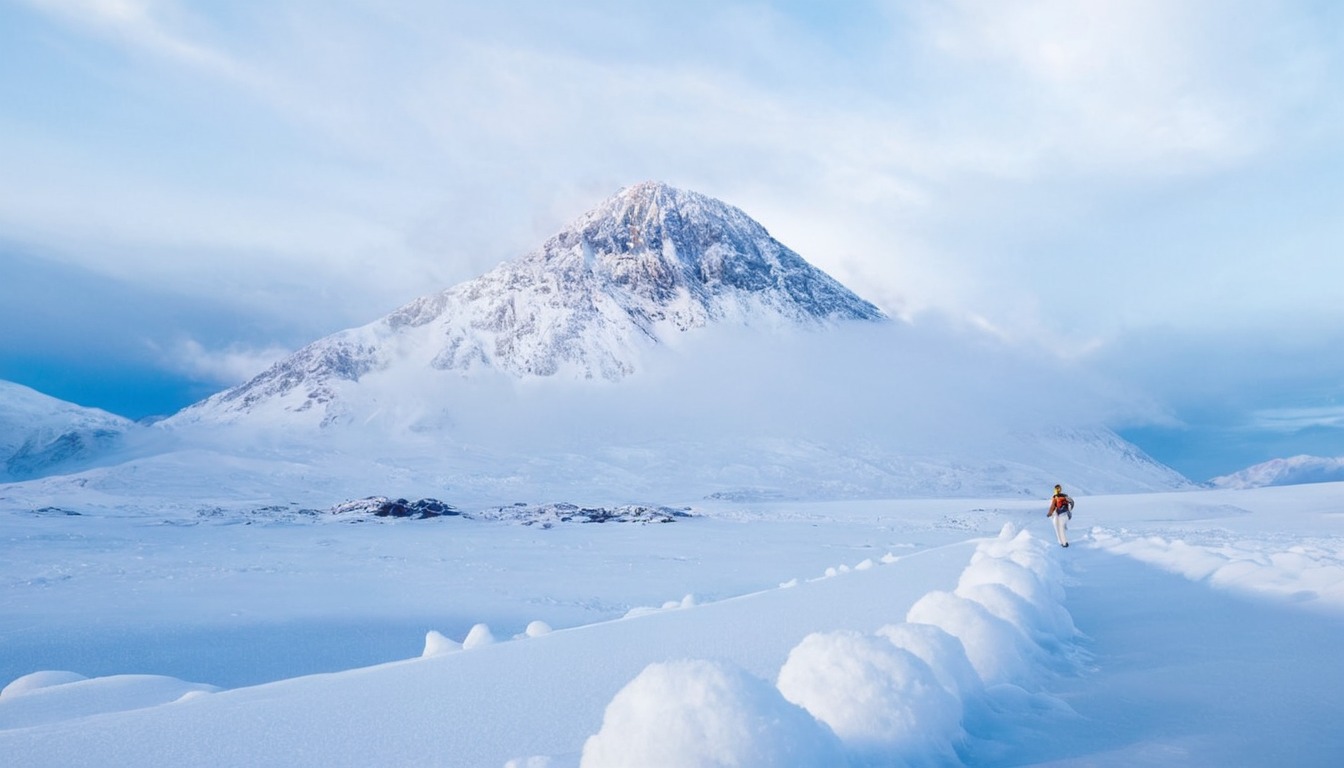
[2,183,1190,504]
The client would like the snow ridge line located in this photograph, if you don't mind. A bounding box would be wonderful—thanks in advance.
[1092,527,1344,611]
[564,523,1084,767]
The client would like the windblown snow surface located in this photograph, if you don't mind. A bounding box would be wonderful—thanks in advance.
[2,482,1343,766]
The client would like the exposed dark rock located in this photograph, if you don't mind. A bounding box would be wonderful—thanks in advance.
[29,506,82,516]
[329,496,462,519]
[479,502,692,526]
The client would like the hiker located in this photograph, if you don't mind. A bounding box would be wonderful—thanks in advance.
[1047,484,1074,548]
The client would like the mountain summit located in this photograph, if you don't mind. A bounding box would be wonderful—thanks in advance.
[181,182,885,423]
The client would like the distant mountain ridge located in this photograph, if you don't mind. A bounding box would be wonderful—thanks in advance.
[1210,455,1344,489]
[177,182,885,424]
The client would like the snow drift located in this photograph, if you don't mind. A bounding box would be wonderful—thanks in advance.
[579,525,1082,767]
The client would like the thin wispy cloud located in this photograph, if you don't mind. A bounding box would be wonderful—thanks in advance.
[159,338,292,387]
[1249,406,1344,433]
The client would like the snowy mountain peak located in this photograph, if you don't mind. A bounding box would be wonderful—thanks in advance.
[531,181,885,324]
[180,183,886,424]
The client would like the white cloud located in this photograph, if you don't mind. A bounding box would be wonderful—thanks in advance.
[161,339,290,386]
[901,0,1306,174]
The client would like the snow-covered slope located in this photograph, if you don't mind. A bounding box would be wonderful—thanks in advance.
[1210,454,1344,489]
[175,181,884,427]
[0,381,134,481]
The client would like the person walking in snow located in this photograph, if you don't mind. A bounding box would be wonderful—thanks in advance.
[1048,484,1074,548]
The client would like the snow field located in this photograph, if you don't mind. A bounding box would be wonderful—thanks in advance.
[579,524,1082,767]
[4,483,1344,766]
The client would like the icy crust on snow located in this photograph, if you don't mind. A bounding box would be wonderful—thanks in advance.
[1093,527,1344,610]
[578,525,1083,767]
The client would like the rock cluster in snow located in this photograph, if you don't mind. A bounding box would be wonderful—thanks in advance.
[320,498,690,525]
[477,502,692,526]
[329,496,462,519]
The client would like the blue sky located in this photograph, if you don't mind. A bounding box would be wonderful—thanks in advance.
[2,0,1342,480]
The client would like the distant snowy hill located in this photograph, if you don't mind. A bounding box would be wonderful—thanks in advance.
[0,381,135,480]
[1210,455,1344,489]
[175,181,884,427]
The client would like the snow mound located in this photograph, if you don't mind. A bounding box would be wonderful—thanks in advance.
[421,631,462,658]
[580,524,1082,765]
[0,673,218,730]
[580,659,846,768]
[777,629,963,763]
[0,670,88,699]
[462,623,496,649]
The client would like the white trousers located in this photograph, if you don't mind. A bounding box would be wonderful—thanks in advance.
[1051,511,1069,546]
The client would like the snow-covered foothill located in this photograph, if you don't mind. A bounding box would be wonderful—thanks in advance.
[0,380,138,481]
[1211,454,1344,489]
